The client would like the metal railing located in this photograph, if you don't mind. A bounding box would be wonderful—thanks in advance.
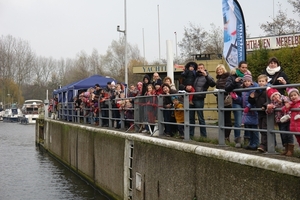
[51,83,300,154]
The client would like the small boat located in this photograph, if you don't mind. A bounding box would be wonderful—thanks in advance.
[19,99,43,124]
[0,110,4,121]
[2,104,23,122]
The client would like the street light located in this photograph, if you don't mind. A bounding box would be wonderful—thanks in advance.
[117,0,128,90]
[174,32,177,57]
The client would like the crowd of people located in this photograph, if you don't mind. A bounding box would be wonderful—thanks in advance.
[221,57,299,156]
[54,57,299,157]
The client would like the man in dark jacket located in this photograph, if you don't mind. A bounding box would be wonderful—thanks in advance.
[190,63,216,138]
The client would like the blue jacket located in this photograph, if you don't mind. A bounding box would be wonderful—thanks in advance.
[242,82,258,125]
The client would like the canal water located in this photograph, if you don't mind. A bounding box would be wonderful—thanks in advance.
[0,122,112,200]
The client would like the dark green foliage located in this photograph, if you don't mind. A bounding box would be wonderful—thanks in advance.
[247,45,300,84]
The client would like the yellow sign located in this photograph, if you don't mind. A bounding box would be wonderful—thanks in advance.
[133,65,184,73]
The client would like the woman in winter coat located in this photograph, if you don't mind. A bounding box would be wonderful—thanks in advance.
[215,64,232,143]
[161,83,177,137]
[225,61,251,148]
[263,57,289,95]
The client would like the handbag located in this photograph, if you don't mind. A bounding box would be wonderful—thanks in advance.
[224,94,232,107]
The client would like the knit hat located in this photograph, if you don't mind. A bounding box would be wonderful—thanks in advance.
[266,87,280,99]
[286,87,299,97]
[243,74,252,82]
[154,82,161,86]
[171,96,179,101]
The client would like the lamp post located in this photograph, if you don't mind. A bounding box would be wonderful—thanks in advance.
[117,0,128,88]
[174,31,178,58]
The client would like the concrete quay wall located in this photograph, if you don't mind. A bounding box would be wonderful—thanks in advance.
[37,119,300,200]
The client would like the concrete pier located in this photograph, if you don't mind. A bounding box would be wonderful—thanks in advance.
[36,119,300,200]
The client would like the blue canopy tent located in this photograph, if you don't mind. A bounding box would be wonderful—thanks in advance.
[52,75,118,121]
[52,75,118,104]
[67,75,117,101]
[52,80,82,105]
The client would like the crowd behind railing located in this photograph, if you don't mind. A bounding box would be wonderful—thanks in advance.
[48,59,300,157]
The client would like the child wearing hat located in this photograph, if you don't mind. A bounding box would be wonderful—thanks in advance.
[181,62,197,86]
[241,74,259,150]
[172,96,184,139]
[266,87,293,156]
[282,87,300,150]
[154,82,163,95]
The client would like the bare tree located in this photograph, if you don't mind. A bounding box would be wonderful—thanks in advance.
[288,0,300,31]
[260,3,298,35]
[0,35,16,80]
[178,22,208,60]
[288,0,300,14]
[204,24,223,57]
[100,37,141,83]
[89,49,104,75]
[32,57,55,86]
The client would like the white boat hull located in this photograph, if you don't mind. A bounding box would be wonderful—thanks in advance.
[3,108,22,123]
[19,114,39,124]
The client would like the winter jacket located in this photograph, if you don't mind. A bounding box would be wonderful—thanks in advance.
[248,89,268,117]
[174,102,184,123]
[242,82,258,125]
[142,74,151,96]
[193,71,216,100]
[267,95,289,123]
[181,62,197,86]
[225,69,244,105]
[216,72,231,106]
[216,72,230,91]
[162,89,177,108]
[282,98,300,132]
[181,70,196,86]
[262,67,289,95]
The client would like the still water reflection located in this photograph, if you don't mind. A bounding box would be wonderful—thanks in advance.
[0,122,111,200]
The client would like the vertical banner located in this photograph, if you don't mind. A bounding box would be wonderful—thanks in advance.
[222,0,246,69]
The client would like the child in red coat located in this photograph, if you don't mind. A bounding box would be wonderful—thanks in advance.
[282,87,300,155]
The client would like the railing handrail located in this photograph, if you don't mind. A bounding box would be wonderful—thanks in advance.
[50,83,300,155]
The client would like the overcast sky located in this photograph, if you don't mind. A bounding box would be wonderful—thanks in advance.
[1,0,298,62]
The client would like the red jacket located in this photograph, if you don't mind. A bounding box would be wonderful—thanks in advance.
[282,98,300,132]
[186,87,195,102]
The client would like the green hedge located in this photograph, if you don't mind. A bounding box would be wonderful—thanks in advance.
[247,45,300,84]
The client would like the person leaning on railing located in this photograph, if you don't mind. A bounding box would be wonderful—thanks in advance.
[282,87,300,156]
[190,63,216,138]
[161,83,177,137]
[266,87,293,156]
[248,74,269,153]
[225,61,251,148]
[215,64,232,143]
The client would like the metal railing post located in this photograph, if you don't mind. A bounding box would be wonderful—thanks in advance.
[157,95,164,136]
[217,90,226,146]
[183,93,190,140]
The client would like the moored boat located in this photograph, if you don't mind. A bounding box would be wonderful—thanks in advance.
[2,104,23,122]
[19,99,43,124]
[0,110,4,121]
